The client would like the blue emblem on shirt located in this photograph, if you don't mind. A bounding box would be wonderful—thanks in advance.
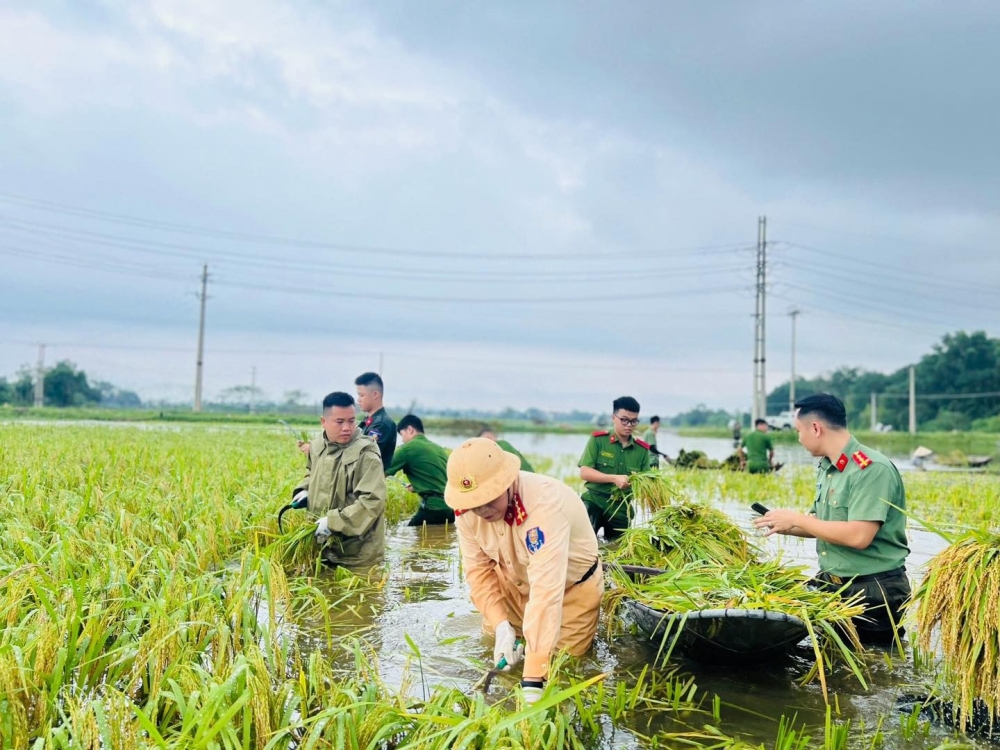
[367,428,382,442]
[525,527,545,554]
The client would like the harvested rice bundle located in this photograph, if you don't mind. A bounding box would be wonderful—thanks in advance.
[915,529,1000,731]
[620,470,680,514]
[606,559,867,698]
[608,503,759,569]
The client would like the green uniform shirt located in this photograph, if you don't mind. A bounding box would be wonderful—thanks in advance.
[578,431,651,508]
[741,430,774,472]
[294,428,387,568]
[385,433,450,513]
[642,428,659,467]
[361,407,397,472]
[496,439,534,472]
[812,435,909,577]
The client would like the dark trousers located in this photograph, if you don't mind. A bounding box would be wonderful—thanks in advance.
[583,498,631,542]
[407,505,455,527]
[814,567,911,646]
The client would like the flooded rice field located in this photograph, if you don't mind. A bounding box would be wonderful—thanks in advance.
[1,422,995,748]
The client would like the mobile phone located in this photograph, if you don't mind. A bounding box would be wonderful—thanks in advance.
[750,502,770,515]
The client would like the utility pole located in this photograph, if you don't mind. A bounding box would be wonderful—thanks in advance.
[788,307,800,412]
[250,366,256,414]
[194,264,209,412]
[870,391,877,431]
[752,216,767,422]
[34,343,45,408]
[908,365,917,434]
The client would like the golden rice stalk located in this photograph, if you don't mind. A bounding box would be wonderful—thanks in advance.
[915,529,1000,730]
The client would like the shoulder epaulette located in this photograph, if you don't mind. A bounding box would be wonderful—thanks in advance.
[591,430,609,437]
[852,450,872,469]
[634,438,651,450]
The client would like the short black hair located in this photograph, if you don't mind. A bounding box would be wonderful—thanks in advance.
[794,393,847,429]
[613,396,640,414]
[477,425,495,437]
[649,415,660,425]
[397,414,424,433]
[754,418,768,427]
[355,372,384,392]
[323,392,355,411]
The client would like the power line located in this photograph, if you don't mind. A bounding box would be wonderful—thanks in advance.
[0,192,752,262]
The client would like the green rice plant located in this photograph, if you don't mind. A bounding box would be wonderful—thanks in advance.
[623,470,681,514]
[914,528,1000,731]
[608,504,759,570]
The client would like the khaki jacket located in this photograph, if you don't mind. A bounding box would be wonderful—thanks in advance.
[294,428,387,568]
[456,472,600,679]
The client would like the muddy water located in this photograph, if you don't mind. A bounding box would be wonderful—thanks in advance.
[302,439,970,749]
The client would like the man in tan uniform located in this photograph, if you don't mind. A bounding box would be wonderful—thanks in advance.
[445,438,602,704]
[292,391,387,570]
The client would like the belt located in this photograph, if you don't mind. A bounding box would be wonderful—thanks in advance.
[819,566,906,585]
[576,558,600,586]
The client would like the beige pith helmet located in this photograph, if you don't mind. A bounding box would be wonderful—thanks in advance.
[445,437,521,511]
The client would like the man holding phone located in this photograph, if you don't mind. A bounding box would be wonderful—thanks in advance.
[752,393,910,646]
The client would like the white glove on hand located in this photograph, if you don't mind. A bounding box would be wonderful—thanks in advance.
[315,516,331,541]
[493,620,522,670]
[520,679,544,705]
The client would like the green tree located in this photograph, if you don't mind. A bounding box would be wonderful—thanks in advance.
[44,361,101,407]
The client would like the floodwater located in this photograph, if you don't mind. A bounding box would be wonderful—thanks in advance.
[300,436,967,749]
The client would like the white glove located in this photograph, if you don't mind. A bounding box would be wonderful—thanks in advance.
[520,679,544,705]
[315,516,331,541]
[493,620,522,670]
[292,489,308,508]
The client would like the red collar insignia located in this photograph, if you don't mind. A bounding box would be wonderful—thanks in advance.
[609,434,617,444]
[852,450,872,469]
[504,493,528,527]
[364,416,373,428]
[835,454,849,472]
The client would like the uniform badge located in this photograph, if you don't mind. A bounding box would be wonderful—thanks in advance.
[368,428,382,442]
[852,450,872,469]
[460,476,477,492]
[835,454,849,472]
[600,451,615,458]
[525,527,545,554]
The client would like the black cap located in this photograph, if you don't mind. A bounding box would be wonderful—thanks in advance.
[793,393,847,428]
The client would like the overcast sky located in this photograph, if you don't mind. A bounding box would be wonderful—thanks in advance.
[2,0,998,415]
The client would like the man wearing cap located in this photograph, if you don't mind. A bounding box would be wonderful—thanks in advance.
[292,391,388,570]
[477,427,534,472]
[446,438,603,704]
[387,414,454,526]
[578,396,651,541]
[752,393,910,645]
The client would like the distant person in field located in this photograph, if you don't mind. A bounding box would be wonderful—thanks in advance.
[292,391,387,570]
[578,396,651,541]
[740,418,776,473]
[752,393,911,646]
[478,427,534,472]
[641,415,671,467]
[387,414,454,526]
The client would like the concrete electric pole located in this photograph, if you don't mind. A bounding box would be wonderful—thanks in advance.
[752,216,767,422]
[194,264,209,412]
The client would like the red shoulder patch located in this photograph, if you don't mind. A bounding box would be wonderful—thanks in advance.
[592,430,609,437]
[852,450,872,469]
[634,438,651,450]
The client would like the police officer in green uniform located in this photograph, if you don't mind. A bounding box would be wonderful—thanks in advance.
[477,427,534,472]
[740,418,776,473]
[753,394,910,645]
[292,391,387,570]
[642,416,666,468]
[578,396,651,541]
[356,372,397,471]
[388,414,455,526]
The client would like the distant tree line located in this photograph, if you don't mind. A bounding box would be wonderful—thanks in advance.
[0,361,142,408]
[766,331,1000,432]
